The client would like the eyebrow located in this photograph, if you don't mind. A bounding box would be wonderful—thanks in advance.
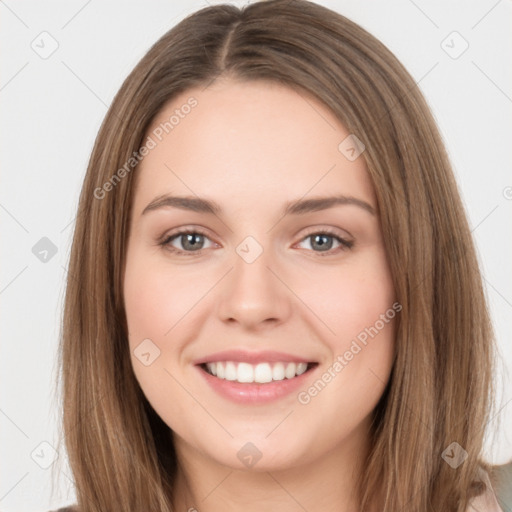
[141,194,376,217]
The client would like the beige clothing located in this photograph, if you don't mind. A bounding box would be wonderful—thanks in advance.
[467,468,504,512]
[50,469,506,512]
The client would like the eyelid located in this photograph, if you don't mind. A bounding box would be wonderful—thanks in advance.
[159,225,354,255]
[158,226,216,253]
[296,225,353,243]
[292,226,354,253]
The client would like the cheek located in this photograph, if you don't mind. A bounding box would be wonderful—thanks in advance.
[124,273,170,341]
[123,252,195,419]
[123,252,198,342]
[123,249,220,403]
[293,251,397,405]
[293,250,396,346]
[124,244,397,358]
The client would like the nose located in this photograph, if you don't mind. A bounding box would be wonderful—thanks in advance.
[216,244,292,331]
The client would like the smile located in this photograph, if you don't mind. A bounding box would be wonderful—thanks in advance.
[196,360,319,404]
[201,361,315,383]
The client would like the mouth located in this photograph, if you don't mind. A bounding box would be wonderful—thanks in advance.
[198,361,319,384]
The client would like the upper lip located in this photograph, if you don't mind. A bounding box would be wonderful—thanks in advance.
[193,349,316,365]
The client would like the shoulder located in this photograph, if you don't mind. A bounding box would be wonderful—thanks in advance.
[467,465,507,512]
[468,489,504,512]
[490,461,512,512]
[48,506,79,512]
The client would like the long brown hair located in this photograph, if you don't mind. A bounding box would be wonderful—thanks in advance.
[52,1,499,510]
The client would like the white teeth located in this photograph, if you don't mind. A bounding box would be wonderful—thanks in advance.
[272,362,285,381]
[237,362,254,383]
[204,361,311,383]
[216,362,225,379]
[285,362,296,379]
[296,362,308,375]
[225,362,237,381]
[254,363,272,383]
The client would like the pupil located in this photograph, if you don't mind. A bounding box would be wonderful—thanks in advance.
[312,234,332,251]
[179,234,334,252]
[183,233,203,251]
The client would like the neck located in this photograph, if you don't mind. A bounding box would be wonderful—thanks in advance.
[170,422,375,512]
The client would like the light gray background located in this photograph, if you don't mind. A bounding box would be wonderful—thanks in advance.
[1,0,511,510]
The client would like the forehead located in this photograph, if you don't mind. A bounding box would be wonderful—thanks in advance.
[133,79,376,215]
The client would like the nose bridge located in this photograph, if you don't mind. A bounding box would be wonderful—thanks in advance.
[217,235,291,327]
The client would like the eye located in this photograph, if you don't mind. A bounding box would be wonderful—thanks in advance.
[159,227,353,257]
[160,229,215,255]
[295,228,354,255]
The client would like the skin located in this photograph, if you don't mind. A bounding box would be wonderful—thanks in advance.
[123,78,397,512]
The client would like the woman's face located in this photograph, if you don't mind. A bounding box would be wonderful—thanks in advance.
[123,78,397,472]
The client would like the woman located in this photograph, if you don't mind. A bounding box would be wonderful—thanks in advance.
[51,1,505,510]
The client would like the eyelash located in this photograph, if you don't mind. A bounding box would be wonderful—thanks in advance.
[158,227,354,257]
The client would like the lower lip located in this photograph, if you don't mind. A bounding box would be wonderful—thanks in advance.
[195,364,317,404]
